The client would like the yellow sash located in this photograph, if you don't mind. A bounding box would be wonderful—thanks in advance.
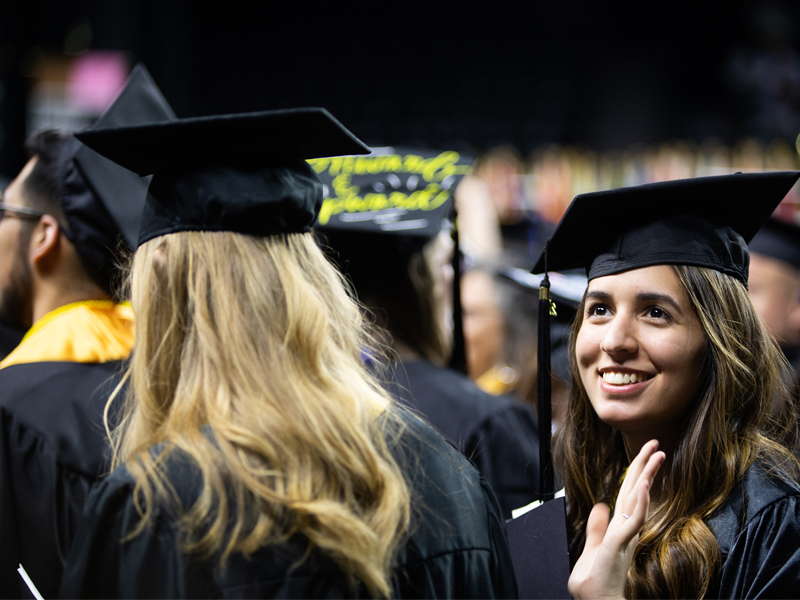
[0,300,134,369]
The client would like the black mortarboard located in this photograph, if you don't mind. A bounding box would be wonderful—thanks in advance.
[533,172,800,284]
[749,217,800,271]
[61,64,175,292]
[75,108,370,246]
[312,147,472,373]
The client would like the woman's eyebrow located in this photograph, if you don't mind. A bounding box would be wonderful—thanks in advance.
[635,292,685,315]
[585,290,612,301]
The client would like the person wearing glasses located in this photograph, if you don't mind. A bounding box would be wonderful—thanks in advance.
[0,66,174,598]
[0,187,27,360]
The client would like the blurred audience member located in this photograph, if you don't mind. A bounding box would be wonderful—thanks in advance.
[748,217,800,374]
[462,267,506,388]
[454,173,502,261]
[475,146,552,263]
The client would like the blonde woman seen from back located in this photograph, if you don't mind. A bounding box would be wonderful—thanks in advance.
[57,110,520,598]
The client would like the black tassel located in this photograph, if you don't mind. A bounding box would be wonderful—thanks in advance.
[537,243,555,501]
[448,204,467,375]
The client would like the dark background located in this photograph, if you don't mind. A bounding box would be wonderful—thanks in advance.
[2,0,800,178]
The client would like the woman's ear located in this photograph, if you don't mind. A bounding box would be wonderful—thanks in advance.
[28,214,62,270]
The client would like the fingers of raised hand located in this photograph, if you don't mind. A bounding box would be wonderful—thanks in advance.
[612,451,665,541]
[614,440,662,519]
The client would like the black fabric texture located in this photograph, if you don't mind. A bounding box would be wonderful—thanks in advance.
[0,360,124,599]
[73,108,370,247]
[58,410,519,599]
[0,322,23,361]
[705,461,800,598]
[58,138,130,293]
[588,214,750,283]
[56,65,175,293]
[385,359,540,518]
[532,171,800,285]
[138,160,323,245]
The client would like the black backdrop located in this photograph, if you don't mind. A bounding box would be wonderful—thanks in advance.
[2,0,799,178]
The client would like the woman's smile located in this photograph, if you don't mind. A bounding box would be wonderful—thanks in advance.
[576,265,707,446]
[599,368,654,390]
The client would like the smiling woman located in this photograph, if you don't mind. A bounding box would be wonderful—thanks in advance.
[577,265,707,454]
[534,172,800,599]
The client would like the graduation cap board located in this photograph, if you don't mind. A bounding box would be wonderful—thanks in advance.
[74,108,370,246]
[310,147,473,373]
[61,64,175,292]
[505,496,571,599]
[531,171,800,500]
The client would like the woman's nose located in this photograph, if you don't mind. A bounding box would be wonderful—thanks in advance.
[600,315,638,356]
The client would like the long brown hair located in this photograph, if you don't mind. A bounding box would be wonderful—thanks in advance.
[107,231,411,598]
[557,265,800,598]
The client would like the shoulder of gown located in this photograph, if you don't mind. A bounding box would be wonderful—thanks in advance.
[60,411,519,599]
[387,359,540,518]
[706,461,800,599]
[0,360,124,599]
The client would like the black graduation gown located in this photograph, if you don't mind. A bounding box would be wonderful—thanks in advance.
[706,462,800,598]
[386,359,539,518]
[59,411,519,598]
[0,361,124,599]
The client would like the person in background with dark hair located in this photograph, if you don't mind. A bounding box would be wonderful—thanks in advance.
[0,171,26,359]
[0,66,174,598]
[748,216,800,378]
[315,148,541,517]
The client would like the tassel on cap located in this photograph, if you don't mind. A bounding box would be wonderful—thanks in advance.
[537,240,555,501]
[448,203,467,375]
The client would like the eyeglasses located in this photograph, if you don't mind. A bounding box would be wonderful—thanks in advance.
[0,200,47,222]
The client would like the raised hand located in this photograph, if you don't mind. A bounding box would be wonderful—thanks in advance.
[568,440,665,600]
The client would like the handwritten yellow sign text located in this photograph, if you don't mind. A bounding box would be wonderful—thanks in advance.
[308,151,469,183]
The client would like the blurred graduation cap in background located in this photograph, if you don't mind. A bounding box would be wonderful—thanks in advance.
[311,147,472,373]
[75,107,370,245]
[495,266,587,385]
[62,64,176,293]
[749,216,800,270]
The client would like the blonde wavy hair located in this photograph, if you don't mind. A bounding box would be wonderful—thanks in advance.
[106,230,411,598]
[558,265,800,598]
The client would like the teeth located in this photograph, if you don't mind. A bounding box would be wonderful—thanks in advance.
[603,372,648,385]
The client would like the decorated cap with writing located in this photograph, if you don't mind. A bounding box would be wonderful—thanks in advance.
[310,147,472,239]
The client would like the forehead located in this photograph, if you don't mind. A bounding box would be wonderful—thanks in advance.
[586,264,689,300]
[3,157,39,206]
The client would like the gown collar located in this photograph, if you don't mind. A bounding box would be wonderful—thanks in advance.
[0,299,134,369]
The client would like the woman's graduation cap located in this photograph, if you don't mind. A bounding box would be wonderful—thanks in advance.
[62,64,175,292]
[311,147,472,373]
[74,108,370,245]
[531,171,800,500]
